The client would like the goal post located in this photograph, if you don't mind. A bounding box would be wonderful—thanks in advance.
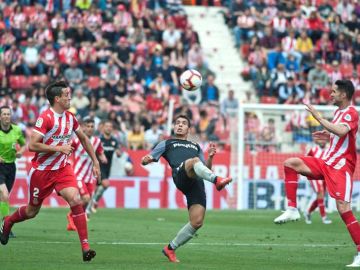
[234,103,360,211]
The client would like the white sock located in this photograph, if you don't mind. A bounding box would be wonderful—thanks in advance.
[170,222,197,250]
[193,162,216,183]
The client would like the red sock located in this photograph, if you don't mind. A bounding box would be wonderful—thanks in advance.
[308,199,318,214]
[284,166,298,208]
[341,211,360,251]
[318,198,326,217]
[9,206,29,224]
[71,204,90,251]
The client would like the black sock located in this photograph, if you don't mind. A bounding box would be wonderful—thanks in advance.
[168,244,173,250]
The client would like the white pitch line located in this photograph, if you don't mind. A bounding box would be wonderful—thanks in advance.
[10,240,349,248]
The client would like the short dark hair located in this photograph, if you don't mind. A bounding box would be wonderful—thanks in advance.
[0,105,10,115]
[82,116,95,125]
[335,80,355,100]
[45,81,68,106]
[174,114,191,127]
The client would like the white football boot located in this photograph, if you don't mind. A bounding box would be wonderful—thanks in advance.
[346,254,360,267]
[274,208,301,224]
[322,216,332,225]
[303,211,312,225]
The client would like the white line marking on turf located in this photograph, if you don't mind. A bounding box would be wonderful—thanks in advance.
[11,240,349,248]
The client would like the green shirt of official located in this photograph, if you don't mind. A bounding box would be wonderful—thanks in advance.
[0,124,26,163]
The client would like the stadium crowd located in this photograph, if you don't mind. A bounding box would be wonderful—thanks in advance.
[0,0,232,151]
[225,0,360,105]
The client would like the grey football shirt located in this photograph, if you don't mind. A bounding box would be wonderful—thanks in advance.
[150,138,206,170]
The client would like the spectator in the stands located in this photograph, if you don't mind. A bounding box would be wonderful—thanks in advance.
[220,90,238,118]
[59,39,78,67]
[4,44,23,74]
[233,8,255,48]
[159,55,179,94]
[100,58,120,89]
[201,74,219,105]
[144,120,163,150]
[64,59,84,89]
[70,86,90,118]
[79,41,98,75]
[23,38,44,76]
[113,36,134,71]
[127,122,145,150]
[195,109,217,141]
[187,43,204,69]
[40,42,58,72]
[162,21,181,55]
[307,59,329,93]
[278,77,304,104]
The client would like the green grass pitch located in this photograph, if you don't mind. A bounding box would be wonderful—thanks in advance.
[0,208,357,270]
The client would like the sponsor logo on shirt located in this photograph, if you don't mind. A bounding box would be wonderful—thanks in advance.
[51,134,72,140]
[173,142,198,151]
[35,118,43,128]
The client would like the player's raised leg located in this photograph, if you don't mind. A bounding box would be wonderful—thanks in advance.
[274,157,314,224]
[184,157,232,190]
[59,186,96,262]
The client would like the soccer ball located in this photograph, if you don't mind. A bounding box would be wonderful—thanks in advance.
[180,69,202,91]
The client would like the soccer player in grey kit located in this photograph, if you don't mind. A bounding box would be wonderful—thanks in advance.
[141,115,232,263]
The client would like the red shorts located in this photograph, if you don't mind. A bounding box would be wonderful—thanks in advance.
[77,181,94,197]
[300,156,353,202]
[309,180,326,193]
[28,164,78,206]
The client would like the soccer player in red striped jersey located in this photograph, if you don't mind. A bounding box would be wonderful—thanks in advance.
[303,140,332,225]
[0,81,100,262]
[274,80,360,267]
[66,117,107,231]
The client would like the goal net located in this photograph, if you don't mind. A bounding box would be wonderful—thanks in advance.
[231,104,360,212]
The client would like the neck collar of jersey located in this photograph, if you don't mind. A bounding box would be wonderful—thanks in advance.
[0,124,12,133]
[50,107,65,117]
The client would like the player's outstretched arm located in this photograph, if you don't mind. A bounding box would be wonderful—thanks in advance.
[75,128,100,180]
[142,140,166,166]
[304,103,350,137]
[29,131,74,154]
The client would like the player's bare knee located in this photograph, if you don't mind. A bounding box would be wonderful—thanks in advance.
[191,220,203,230]
[284,158,301,170]
[336,200,350,214]
[82,195,91,205]
[26,207,40,218]
[102,180,110,188]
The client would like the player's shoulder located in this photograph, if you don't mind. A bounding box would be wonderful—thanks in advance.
[344,106,359,120]
[10,123,21,131]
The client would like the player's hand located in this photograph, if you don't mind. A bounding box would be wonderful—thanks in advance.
[92,161,101,184]
[15,152,22,158]
[208,142,216,158]
[312,130,330,141]
[304,103,321,121]
[57,144,74,155]
[141,155,153,166]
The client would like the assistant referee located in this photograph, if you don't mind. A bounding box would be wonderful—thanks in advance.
[0,106,26,237]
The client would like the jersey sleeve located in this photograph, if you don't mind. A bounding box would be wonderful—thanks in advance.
[306,147,314,157]
[33,114,50,137]
[17,127,26,146]
[198,146,206,163]
[340,109,359,132]
[96,140,104,155]
[150,140,166,162]
[72,114,80,132]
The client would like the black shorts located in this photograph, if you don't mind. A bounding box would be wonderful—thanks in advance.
[99,164,111,184]
[0,163,16,192]
[172,162,206,209]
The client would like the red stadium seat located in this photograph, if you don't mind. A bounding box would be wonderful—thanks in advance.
[3,6,12,17]
[260,96,277,104]
[9,75,31,89]
[322,63,333,74]
[87,76,100,89]
[241,44,250,59]
[23,6,36,18]
[339,63,354,78]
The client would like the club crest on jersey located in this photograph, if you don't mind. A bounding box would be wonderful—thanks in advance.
[35,118,43,128]
[344,114,351,121]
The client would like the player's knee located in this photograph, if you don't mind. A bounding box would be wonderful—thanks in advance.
[82,195,91,205]
[336,200,351,214]
[0,193,9,202]
[26,207,40,218]
[102,180,110,188]
[191,220,203,230]
[284,158,301,169]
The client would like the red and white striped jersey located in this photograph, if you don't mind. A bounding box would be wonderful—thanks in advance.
[72,136,103,183]
[322,106,359,172]
[32,108,79,171]
[307,145,325,159]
